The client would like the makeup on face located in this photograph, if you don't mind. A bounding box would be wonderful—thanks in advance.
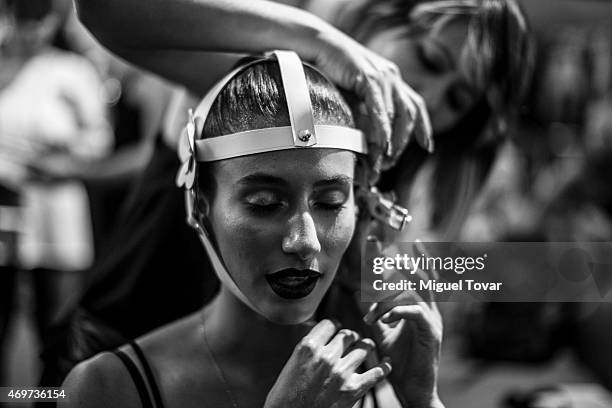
[366,18,481,133]
[207,149,356,321]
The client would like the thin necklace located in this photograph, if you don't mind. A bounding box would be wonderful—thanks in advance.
[201,313,240,408]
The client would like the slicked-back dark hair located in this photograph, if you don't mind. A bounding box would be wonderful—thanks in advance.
[202,61,355,137]
[197,60,357,197]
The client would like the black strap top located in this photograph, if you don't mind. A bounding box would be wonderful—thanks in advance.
[113,341,165,408]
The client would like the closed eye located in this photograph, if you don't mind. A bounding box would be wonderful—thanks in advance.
[416,41,453,74]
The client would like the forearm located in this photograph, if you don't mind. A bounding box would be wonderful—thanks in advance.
[75,0,335,61]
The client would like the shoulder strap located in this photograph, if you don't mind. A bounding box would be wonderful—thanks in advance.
[113,348,154,408]
[129,340,165,408]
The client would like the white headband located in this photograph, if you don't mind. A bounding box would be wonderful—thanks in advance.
[182,50,367,166]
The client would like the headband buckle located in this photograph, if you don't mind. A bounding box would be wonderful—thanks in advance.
[361,187,411,231]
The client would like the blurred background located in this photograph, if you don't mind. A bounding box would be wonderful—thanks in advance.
[1,0,612,407]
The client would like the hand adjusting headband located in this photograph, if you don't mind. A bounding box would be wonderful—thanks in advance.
[175,50,368,315]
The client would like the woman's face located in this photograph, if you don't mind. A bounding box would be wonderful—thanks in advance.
[205,148,357,324]
[367,17,481,134]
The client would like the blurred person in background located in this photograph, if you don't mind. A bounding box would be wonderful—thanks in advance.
[306,0,533,245]
[0,0,112,383]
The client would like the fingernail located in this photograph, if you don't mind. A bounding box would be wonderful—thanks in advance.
[382,357,393,372]
[428,137,435,153]
[368,303,378,313]
[362,338,375,348]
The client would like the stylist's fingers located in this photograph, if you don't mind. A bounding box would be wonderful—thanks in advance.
[354,73,389,181]
[362,288,425,325]
[383,76,396,157]
[382,83,417,170]
[405,84,434,154]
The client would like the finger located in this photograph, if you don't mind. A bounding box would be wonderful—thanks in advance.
[369,155,383,185]
[363,292,424,325]
[382,87,416,170]
[382,79,395,157]
[355,75,390,176]
[339,338,376,373]
[353,357,392,397]
[324,328,361,360]
[378,304,426,324]
[303,319,340,346]
[405,87,434,153]
[415,102,434,153]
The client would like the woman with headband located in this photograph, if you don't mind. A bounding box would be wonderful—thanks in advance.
[40,0,530,382]
[60,52,443,408]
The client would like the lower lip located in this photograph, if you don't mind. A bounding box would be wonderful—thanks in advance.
[265,275,321,300]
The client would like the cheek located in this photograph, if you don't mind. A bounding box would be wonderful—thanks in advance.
[320,207,356,262]
[209,203,277,272]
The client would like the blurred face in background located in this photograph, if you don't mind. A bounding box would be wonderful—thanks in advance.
[367,16,480,134]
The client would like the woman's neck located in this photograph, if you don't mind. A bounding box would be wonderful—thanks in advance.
[203,287,312,364]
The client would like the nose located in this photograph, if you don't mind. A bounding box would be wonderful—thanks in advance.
[282,211,321,261]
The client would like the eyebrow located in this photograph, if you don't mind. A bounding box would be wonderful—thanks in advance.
[313,175,353,189]
[236,173,353,188]
[237,173,289,187]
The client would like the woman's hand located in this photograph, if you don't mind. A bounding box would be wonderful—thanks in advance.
[309,31,433,181]
[264,319,391,408]
[363,245,444,408]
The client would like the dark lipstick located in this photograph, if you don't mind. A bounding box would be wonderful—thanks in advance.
[265,268,322,299]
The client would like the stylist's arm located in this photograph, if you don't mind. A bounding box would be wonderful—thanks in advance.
[74,0,433,178]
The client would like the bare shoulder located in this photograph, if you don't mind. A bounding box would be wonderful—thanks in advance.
[138,311,202,362]
[59,351,141,408]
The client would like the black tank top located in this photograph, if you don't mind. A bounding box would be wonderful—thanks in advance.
[113,341,165,408]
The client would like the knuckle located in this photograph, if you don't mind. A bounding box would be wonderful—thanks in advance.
[338,328,358,339]
[319,351,336,367]
[386,62,400,76]
[330,366,346,381]
[342,382,360,396]
[297,338,318,357]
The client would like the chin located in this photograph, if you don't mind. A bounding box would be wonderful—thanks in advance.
[260,301,318,325]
